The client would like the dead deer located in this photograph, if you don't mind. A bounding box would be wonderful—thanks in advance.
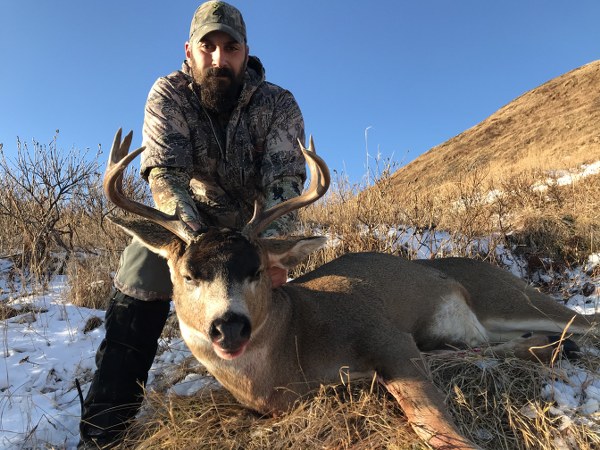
[104,129,598,450]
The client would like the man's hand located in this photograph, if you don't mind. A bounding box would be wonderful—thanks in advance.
[175,198,204,232]
[148,167,205,233]
[267,267,288,288]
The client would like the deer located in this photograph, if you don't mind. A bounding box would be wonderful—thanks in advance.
[104,129,598,450]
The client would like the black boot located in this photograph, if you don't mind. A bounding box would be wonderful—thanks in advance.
[79,290,170,448]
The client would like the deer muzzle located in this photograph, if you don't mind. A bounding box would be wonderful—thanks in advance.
[209,312,251,360]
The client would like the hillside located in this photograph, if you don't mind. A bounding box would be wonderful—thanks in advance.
[391,60,600,193]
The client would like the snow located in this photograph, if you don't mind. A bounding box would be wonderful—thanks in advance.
[1,161,599,448]
[0,279,101,448]
[534,160,600,193]
[0,275,196,449]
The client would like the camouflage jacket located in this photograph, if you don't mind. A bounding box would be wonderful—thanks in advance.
[140,56,306,236]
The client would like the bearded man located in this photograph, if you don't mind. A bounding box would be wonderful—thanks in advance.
[79,2,306,447]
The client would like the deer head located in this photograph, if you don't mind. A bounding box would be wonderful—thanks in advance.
[104,129,330,360]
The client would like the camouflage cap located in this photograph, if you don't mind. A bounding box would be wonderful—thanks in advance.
[189,1,247,44]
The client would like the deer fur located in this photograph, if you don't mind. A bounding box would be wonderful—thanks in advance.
[105,130,598,450]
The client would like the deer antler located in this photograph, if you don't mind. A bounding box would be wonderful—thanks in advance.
[243,136,331,238]
[103,129,194,245]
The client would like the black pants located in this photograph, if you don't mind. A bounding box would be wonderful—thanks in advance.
[79,290,170,442]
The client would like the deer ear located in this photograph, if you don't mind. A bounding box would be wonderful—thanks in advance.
[260,236,327,269]
[108,216,184,259]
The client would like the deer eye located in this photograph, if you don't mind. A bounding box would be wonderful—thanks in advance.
[182,274,194,285]
[250,268,262,282]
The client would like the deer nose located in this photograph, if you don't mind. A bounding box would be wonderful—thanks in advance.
[209,312,251,350]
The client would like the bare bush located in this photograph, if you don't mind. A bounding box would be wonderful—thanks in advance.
[0,132,152,302]
[0,132,100,286]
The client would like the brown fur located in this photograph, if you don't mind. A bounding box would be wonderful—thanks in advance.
[104,131,598,450]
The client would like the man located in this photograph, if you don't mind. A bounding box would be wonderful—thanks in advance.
[79,1,306,447]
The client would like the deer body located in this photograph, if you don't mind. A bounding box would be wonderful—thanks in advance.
[416,257,597,340]
[174,249,598,416]
[104,130,598,449]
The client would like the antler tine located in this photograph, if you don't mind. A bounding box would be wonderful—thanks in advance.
[103,128,193,245]
[243,136,331,238]
[109,128,131,165]
[302,136,331,202]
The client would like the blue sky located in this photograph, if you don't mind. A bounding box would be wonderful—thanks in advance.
[1,1,599,183]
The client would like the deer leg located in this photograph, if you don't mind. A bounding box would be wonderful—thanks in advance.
[376,333,479,450]
[380,376,478,450]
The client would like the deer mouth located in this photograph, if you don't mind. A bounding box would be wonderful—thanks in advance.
[209,312,252,360]
[212,341,249,360]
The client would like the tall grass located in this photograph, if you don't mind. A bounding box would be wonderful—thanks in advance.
[295,159,600,280]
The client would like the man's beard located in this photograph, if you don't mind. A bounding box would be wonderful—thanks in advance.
[193,67,244,114]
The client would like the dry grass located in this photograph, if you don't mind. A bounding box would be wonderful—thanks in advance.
[65,254,115,309]
[0,303,45,321]
[125,378,420,450]
[297,162,600,279]
[390,61,600,198]
[428,349,600,450]
[117,334,600,450]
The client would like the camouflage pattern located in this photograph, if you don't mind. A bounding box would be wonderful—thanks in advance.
[147,167,202,229]
[115,55,306,300]
[141,55,306,237]
[189,1,246,44]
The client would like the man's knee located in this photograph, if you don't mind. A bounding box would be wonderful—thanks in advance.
[114,240,173,300]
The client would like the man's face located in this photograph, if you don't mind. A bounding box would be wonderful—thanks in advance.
[186,30,249,113]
